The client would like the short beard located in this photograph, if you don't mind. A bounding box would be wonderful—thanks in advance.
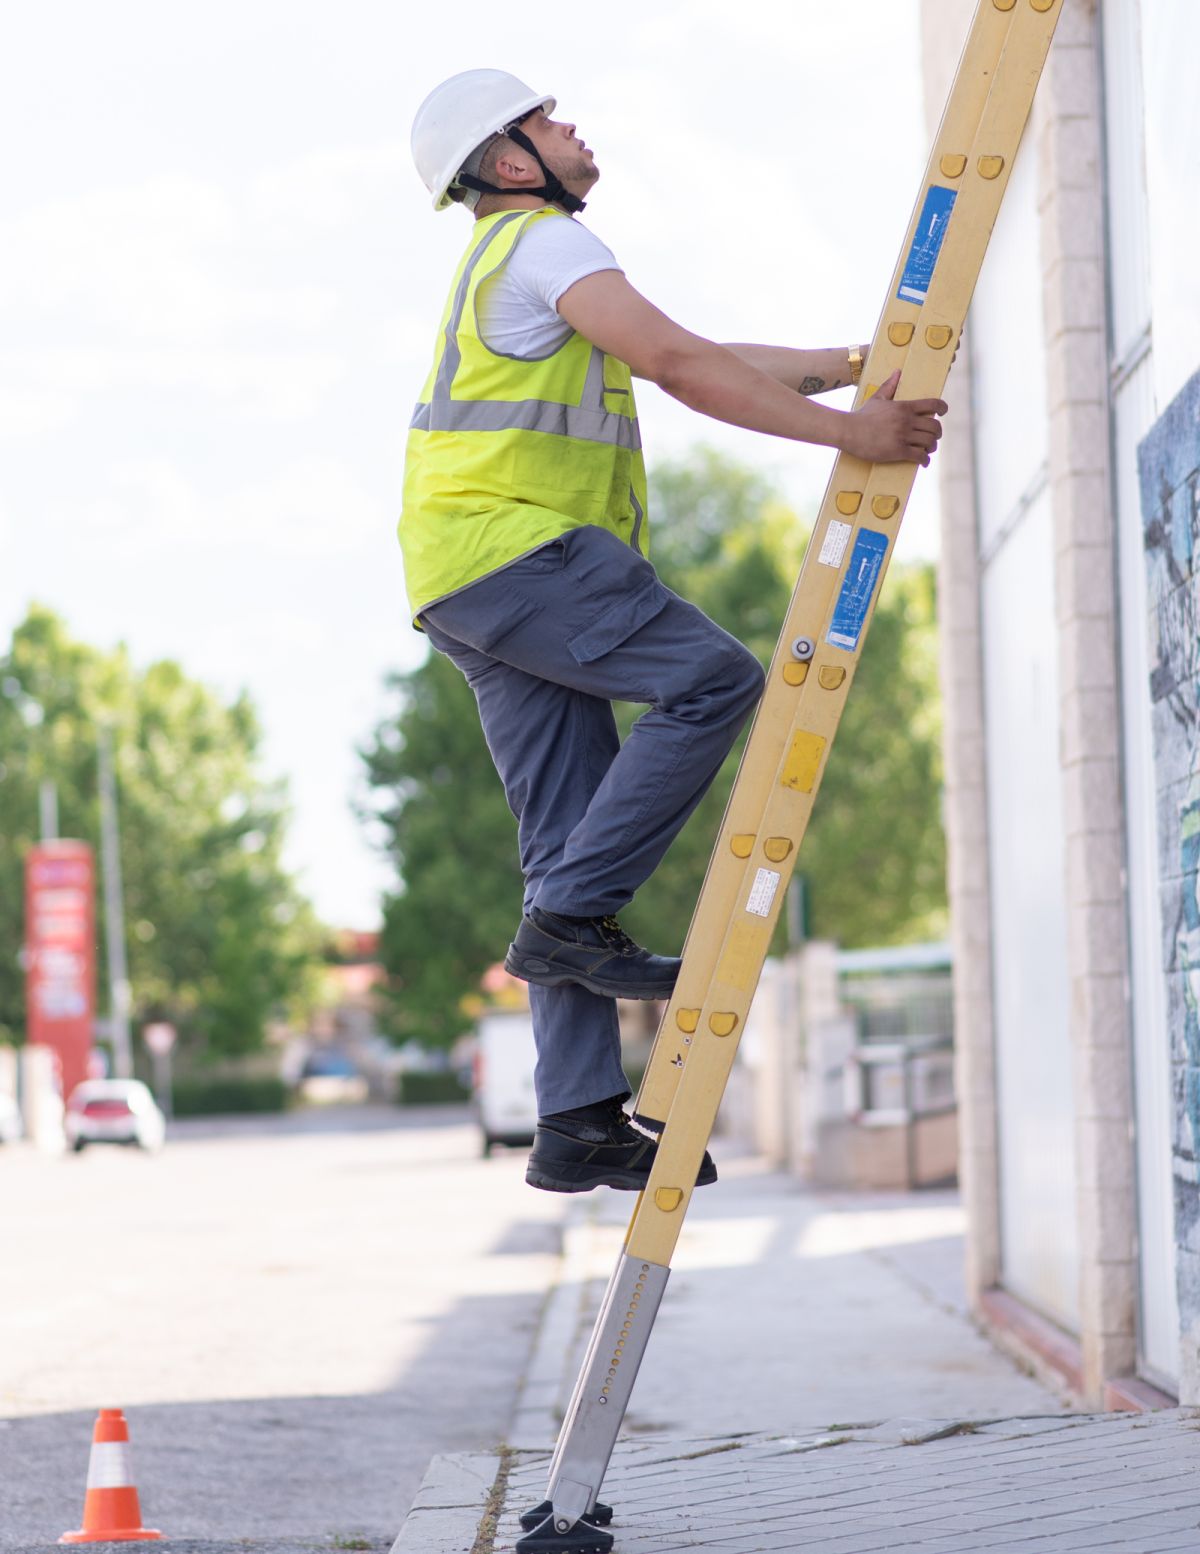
[557,155,599,189]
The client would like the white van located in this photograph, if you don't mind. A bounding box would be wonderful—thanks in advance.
[474,1009,539,1156]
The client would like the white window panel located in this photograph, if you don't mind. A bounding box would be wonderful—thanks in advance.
[1140,1,1200,411]
[1101,0,1152,368]
[971,130,1049,560]
[982,484,1079,1327]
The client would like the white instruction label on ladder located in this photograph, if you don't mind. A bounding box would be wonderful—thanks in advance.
[818,520,852,568]
[746,868,781,918]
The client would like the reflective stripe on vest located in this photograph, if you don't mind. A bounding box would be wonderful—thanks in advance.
[411,217,641,451]
[410,393,642,449]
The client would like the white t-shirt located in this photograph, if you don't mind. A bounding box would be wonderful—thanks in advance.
[476,216,621,359]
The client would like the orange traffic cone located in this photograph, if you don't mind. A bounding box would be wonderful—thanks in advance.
[59,1408,164,1543]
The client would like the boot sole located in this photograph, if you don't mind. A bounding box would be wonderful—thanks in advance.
[504,949,675,1002]
[526,1162,719,1193]
[526,1163,649,1192]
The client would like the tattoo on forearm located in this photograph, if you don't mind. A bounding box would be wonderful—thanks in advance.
[798,376,826,396]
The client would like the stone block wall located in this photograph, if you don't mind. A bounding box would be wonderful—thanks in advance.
[1037,0,1137,1403]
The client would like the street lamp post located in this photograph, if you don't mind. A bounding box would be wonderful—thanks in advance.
[39,780,58,841]
[97,725,133,1080]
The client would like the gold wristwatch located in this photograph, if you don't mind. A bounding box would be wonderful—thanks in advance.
[848,344,864,386]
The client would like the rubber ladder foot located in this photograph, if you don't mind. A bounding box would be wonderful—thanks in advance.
[515,1510,615,1554]
[520,1499,613,1531]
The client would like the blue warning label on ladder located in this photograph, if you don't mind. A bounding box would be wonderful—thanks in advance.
[827,529,889,653]
[897,185,957,304]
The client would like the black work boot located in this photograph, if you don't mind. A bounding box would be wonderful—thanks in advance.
[505,907,681,1001]
[633,1112,717,1189]
[526,1098,718,1194]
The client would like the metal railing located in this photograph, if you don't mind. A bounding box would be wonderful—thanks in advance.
[836,942,955,1187]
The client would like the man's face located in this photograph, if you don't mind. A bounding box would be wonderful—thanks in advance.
[517,107,599,191]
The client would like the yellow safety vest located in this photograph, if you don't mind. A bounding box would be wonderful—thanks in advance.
[399,207,649,621]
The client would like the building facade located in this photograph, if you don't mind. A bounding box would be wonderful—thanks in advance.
[922,0,1200,1405]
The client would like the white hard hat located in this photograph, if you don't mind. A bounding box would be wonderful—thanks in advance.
[412,69,557,211]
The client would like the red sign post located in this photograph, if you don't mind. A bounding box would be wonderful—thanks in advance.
[25,840,97,1102]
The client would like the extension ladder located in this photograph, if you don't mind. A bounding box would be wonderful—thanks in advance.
[518,3,1063,1547]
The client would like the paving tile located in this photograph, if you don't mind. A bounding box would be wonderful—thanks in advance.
[994,1544,1082,1554]
[1006,1529,1134,1551]
[889,1535,993,1553]
[688,1537,781,1553]
[1122,1537,1200,1553]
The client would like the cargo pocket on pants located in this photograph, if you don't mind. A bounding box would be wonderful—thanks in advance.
[566,579,670,664]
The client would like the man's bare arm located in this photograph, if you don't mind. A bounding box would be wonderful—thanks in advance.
[722,343,870,396]
[557,271,945,467]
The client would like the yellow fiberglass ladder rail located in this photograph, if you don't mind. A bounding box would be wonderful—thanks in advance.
[517,3,1064,1549]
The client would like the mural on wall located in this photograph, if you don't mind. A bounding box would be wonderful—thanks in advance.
[1139,367,1200,1278]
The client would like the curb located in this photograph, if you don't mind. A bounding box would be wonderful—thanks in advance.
[388,1450,501,1554]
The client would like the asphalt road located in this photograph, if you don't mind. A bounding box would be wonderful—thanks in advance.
[0,1104,563,1549]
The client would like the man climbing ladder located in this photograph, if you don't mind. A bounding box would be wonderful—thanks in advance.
[401,70,945,1199]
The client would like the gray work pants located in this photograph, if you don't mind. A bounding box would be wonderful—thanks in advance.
[421,525,765,1115]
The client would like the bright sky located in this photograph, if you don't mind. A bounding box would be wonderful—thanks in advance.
[2,0,943,929]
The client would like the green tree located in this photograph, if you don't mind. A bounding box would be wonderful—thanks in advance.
[0,607,323,1060]
[362,448,947,1044]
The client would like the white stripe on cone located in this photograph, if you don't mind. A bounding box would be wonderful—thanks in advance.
[86,1441,132,1489]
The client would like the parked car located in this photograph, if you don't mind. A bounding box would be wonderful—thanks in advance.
[0,1092,20,1145]
[65,1080,165,1152]
[297,1049,369,1105]
[474,1010,538,1156]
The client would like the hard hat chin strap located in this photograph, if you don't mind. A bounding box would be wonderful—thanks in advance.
[456,125,587,214]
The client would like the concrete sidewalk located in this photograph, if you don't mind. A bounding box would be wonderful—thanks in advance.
[511,1157,1063,1447]
[393,1156,1199,1553]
